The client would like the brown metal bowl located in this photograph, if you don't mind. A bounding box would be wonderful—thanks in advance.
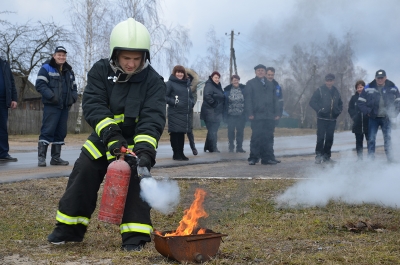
[153,229,227,263]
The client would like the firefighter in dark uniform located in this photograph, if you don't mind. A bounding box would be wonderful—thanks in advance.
[47,18,166,251]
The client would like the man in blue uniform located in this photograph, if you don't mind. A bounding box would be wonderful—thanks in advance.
[35,46,78,167]
[357,69,400,162]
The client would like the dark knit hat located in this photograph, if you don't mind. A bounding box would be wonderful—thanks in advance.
[325,73,335,81]
[254,64,267,71]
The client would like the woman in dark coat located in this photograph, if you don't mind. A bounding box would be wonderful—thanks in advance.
[348,80,369,160]
[200,71,224,152]
[166,65,194,160]
[223,74,246,153]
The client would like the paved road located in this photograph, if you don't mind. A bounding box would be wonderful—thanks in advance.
[0,131,387,183]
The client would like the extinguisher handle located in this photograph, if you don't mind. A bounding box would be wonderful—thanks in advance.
[120,146,127,153]
[137,166,152,179]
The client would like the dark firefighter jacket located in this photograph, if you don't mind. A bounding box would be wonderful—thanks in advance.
[165,74,194,133]
[348,93,369,134]
[81,59,166,161]
[244,77,280,120]
[0,58,18,106]
[35,57,78,108]
[357,79,400,119]
[309,85,343,120]
[200,77,225,122]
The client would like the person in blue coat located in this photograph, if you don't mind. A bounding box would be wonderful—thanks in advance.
[0,57,18,162]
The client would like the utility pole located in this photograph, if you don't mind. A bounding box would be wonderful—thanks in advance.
[225,30,240,79]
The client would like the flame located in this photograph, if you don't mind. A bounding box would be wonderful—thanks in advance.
[166,189,208,236]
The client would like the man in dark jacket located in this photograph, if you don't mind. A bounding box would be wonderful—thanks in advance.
[309,73,343,164]
[35,46,78,167]
[47,18,166,251]
[357,69,400,162]
[0,57,18,162]
[245,64,280,165]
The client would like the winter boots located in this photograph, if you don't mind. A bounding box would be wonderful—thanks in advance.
[38,142,48,167]
[171,133,189,161]
[187,132,198,155]
[50,144,69,166]
[229,142,234,153]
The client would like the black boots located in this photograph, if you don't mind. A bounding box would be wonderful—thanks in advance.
[38,143,69,166]
[171,133,189,161]
[229,142,234,153]
[38,142,48,167]
[50,144,69,166]
[187,132,198,155]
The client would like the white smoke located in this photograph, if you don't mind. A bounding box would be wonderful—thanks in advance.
[275,155,400,209]
[140,177,180,214]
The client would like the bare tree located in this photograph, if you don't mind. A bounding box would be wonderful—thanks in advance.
[191,26,229,85]
[288,44,320,127]
[68,0,113,133]
[117,0,192,73]
[0,20,71,103]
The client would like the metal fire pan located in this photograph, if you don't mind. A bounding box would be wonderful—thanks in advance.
[153,230,227,263]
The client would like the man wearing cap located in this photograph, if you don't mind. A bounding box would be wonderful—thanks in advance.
[309,74,343,164]
[245,64,280,165]
[357,69,400,162]
[35,46,78,167]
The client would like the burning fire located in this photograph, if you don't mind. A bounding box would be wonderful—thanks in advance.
[165,188,209,236]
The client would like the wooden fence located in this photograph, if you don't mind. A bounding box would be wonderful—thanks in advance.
[7,109,203,135]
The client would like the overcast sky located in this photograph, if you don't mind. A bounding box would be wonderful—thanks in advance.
[2,0,400,83]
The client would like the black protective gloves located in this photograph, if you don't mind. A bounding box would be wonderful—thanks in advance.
[134,148,156,171]
[102,124,127,156]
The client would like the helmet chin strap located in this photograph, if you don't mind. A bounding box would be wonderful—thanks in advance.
[109,58,149,83]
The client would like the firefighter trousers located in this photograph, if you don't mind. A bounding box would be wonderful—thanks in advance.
[50,151,152,245]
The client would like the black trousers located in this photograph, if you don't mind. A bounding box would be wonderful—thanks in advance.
[227,115,246,149]
[52,152,152,245]
[248,119,275,162]
[355,132,368,157]
[170,132,185,158]
[315,119,336,158]
[204,120,220,151]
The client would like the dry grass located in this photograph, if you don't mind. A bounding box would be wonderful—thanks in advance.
[1,176,399,264]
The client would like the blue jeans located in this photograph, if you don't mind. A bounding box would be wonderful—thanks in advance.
[0,103,10,158]
[39,105,69,145]
[368,117,392,160]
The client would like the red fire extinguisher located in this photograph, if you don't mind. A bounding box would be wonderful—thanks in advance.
[98,147,133,224]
